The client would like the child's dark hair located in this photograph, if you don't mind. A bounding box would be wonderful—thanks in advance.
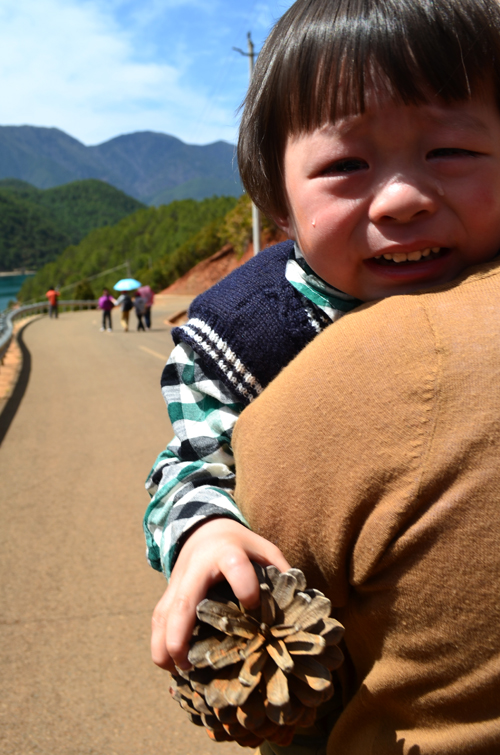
[238,0,500,220]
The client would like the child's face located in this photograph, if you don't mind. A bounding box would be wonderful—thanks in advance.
[278,87,500,301]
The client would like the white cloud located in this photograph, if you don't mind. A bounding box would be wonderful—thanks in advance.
[0,0,237,145]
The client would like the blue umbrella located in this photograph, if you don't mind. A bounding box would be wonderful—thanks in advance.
[114,278,141,291]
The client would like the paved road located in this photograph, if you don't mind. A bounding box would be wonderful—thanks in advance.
[0,298,243,755]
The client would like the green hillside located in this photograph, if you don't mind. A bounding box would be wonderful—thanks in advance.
[143,194,278,292]
[0,179,144,272]
[32,180,144,241]
[19,195,242,301]
[0,191,70,271]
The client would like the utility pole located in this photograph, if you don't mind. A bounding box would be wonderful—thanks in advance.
[234,32,261,255]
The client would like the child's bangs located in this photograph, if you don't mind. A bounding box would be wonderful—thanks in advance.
[238,0,500,218]
[280,0,500,134]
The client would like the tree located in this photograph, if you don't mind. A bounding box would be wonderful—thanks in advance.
[73,280,95,300]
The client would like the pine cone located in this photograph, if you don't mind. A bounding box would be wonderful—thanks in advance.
[169,565,344,748]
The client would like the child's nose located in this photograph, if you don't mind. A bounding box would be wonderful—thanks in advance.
[369,179,438,224]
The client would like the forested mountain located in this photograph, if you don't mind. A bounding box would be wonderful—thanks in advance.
[0,126,242,204]
[0,190,69,272]
[19,195,243,301]
[0,179,144,271]
[19,197,243,301]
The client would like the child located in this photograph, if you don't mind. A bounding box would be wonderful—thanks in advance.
[144,0,500,725]
[98,288,114,332]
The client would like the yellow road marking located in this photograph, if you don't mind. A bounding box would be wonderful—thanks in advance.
[139,345,168,361]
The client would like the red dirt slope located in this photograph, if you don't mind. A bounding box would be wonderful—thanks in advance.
[160,232,288,298]
[161,244,251,296]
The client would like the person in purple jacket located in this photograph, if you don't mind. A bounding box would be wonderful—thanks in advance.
[98,288,115,332]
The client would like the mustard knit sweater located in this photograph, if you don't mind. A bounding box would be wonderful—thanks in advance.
[233,259,500,754]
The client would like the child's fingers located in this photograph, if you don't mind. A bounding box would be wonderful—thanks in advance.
[218,548,262,608]
[246,536,292,577]
[152,569,209,671]
[151,586,177,672]
[218,534,291,608]
[163,556,257,670]
[164,575,210,669]
[150,520,292,673]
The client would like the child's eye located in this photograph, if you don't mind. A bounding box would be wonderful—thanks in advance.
[427,148,479,159]
[322,158,369,175]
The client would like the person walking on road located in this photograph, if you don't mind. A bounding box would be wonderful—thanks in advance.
[139,285,154,330]
[98,288,115,332]
[45,286,60,319]
[134,293,146,331]
[115,292,133,332]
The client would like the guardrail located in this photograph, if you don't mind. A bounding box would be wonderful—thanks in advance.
[0,300,98,363]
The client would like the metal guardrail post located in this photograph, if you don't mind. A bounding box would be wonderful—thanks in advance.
[0,300,98,364]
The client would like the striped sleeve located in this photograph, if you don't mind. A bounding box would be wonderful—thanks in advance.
[143,245,361,580]
[143,341,248,578]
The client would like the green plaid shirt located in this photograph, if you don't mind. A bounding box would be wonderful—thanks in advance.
[144,246,361,577]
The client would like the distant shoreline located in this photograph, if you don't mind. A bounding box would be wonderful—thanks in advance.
[0,271,36,278]
[0,273,35,311]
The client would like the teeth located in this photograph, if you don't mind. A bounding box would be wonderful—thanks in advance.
[378,247,441,263]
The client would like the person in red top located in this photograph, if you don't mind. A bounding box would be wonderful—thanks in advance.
[45,286,60,319]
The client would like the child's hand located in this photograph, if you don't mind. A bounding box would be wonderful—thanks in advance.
[150,518,290,673]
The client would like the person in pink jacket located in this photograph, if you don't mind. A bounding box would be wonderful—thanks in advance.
[138,285,154,330]
[98,288,115,332]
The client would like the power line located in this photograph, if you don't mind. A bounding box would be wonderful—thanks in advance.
[58,262,129,293]
[233,32,261,256]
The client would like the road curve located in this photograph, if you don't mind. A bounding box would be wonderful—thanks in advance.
[0,298,243,755]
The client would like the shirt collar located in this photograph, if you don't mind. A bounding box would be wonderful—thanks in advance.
[286,243,363,319]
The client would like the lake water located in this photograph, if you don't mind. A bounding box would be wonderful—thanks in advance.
[0,274,35,313]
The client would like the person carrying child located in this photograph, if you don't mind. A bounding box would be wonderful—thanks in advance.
[144,0,500,750]
[115,291,133,332]
[231,255,500,754]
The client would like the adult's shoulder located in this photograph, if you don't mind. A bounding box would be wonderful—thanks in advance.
[233,256,500,590]
[233,257,500,755]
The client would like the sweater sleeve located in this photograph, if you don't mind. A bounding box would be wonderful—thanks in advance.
[143,341,249,578]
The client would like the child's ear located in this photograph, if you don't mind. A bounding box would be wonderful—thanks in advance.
[272,213,296,240]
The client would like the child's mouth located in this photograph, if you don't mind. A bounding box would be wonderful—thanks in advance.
[373,247,448,265]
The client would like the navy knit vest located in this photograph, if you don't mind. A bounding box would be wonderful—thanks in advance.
[171,240,326,405]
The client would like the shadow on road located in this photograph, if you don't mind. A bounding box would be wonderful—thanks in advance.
[0,322,31,446]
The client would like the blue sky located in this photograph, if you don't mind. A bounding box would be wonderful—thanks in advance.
[0,0,294,146]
